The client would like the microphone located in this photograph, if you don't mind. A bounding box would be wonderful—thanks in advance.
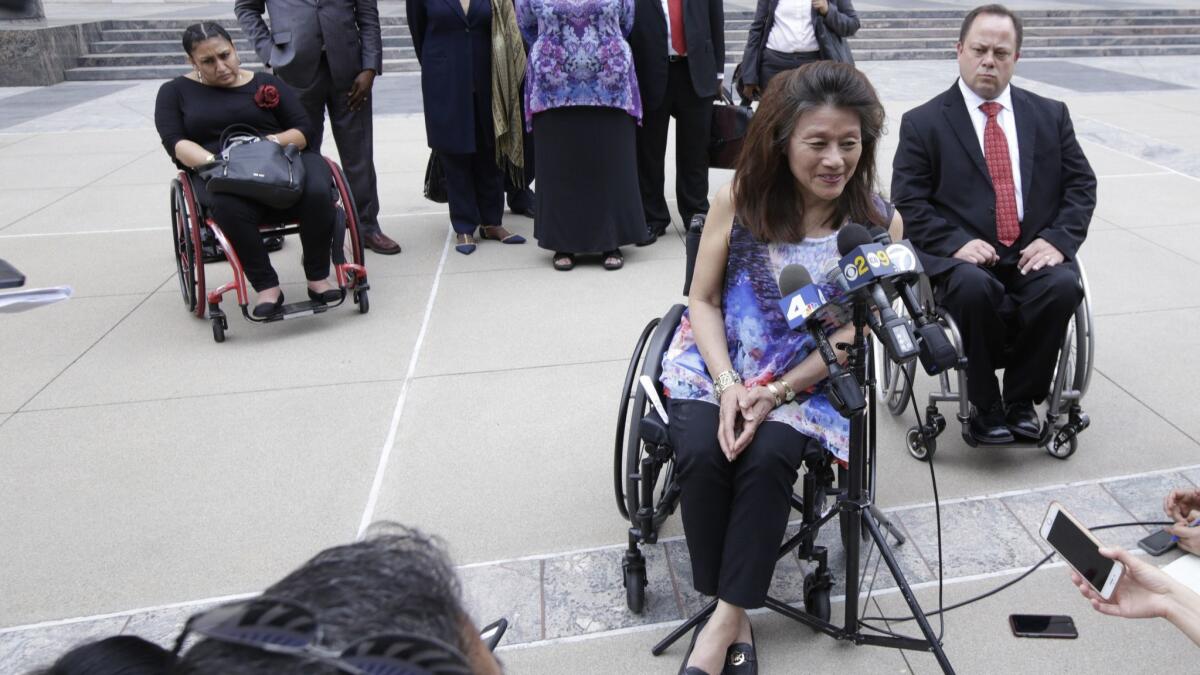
[865,226,958,375]
[836,224,920,364]
[777,264,866,417]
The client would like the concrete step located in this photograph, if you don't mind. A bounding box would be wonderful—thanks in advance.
[721,44,1200,62]
[850,25,1200,38]
[724,15,1200,30]
[89,36,414,54]
[77,47,417,67]
[63,59,422,81]
[99,26,410,41]
[725,34,1200,52]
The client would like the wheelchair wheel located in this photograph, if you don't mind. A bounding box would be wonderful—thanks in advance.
[873,301,914,416]
[803,571,831,626]
[614,317,660,521]
[211,315,225,343]
[171,179,198,314]
[1046,434,1077,460]
[906,426,934,461]
[624,564,646,614]
[355,288,369,314]
[329,159,367,271]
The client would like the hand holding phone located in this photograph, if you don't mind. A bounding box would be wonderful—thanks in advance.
[1041,502,1123,600]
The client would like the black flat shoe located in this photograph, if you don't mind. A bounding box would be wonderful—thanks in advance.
[252,292,285,318]
[723,623,756,675]
[969,401,1014,445]
[307,287,342,304]
[1005,400,1041,441]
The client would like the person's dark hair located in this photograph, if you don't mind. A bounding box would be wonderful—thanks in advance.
[732,61,885,243]
[181,22,234,56]
[959,4,1023,51]
[33,635,174,675]
[173,525,469,674]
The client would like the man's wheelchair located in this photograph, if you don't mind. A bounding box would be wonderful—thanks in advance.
[612,217,853,621]
[875,261,1094,461]
[169,156,369,343]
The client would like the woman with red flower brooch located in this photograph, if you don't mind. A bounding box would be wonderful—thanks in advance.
[154,21,342,317]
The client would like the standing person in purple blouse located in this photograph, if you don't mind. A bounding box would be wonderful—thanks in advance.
[517,0,649,271]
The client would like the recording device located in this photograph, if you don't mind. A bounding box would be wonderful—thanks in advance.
[1008,614,1078,639]
[1138,529,1177,556]
[834,225,920,364]
[777,264,865,417]
[865,227,958,375]
[1040,502,1124,600]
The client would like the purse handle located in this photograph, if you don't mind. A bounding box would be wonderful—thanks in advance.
[218,123,266,151]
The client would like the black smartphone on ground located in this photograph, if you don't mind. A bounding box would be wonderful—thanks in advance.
[1139,529,1177,556]
[1009,614,1078,639]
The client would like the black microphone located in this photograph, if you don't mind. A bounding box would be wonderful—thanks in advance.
[865,226,958,375]
[835,224,920,364]
[778,264,866,418]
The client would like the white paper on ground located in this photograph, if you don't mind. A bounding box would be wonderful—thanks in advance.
[1162,554,1200,595]
[0,286,72,313]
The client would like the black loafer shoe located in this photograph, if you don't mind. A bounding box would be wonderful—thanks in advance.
[307,288,342,304]
[723,623,757,675]
[636,223,668,247]
[1005,400,1041,441]
[252,292,285,318]
[969,402,1013,445]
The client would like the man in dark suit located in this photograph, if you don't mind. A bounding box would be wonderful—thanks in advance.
[891,4,1096,444]
[629,0,724,245]
[236,0,402,255]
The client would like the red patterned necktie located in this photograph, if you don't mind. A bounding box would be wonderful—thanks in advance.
[979,101,1020,247]
[668,0,687,55]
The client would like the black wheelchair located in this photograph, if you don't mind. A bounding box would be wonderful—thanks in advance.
[612,217,854,621]
[875,260,1094,460]
[169,156,369,343]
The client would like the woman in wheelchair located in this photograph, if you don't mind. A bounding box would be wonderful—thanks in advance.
[154,22,340,318]
[658,62,901,674]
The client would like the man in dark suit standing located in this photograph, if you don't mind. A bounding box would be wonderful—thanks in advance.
[236,0,403,255]
[629,0,724,245]
[892,4,1096,444]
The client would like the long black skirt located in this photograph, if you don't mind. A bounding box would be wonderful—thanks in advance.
[533,106,648,253]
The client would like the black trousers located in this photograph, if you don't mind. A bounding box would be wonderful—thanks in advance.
[759,48,821,92]
[636,59,712,236]
[935,261,1083,409]
[668,399,818,609]
[199,152,335,292]
[505,83,535,211]
[441,88,504,235]
[292,54,382,236]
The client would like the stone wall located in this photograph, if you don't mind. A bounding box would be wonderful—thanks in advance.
[0,20,100,85]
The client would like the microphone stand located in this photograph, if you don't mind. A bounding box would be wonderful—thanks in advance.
[651,295,956,674]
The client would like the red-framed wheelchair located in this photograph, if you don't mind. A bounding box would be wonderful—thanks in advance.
[169,157,369,342]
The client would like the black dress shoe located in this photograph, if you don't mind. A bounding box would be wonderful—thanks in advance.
[678,619,711,675]
[252,292,285,318]
[1005,400,1041,441]
[362,230,402,255]
[969,402,1014,444]
[307,287,342,304]
[636,223,668,247]
[723,623,757,675]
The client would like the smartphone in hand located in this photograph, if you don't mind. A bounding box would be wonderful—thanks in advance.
[1040,502,1123,600]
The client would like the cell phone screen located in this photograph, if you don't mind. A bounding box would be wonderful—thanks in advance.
[1046,511,1113,590]
[1010,614,1077,638]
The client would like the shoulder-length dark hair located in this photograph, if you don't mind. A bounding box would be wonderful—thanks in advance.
[733,61,886,242]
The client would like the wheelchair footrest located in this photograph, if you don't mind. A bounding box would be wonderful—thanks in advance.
[258,300,333,323]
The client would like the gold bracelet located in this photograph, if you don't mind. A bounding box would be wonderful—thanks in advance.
[779,378,796,403]
[765,382,783,407]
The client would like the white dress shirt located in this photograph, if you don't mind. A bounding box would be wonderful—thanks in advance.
[766,0,819,53]
[958,78,1024,222]
[661,0,680,56]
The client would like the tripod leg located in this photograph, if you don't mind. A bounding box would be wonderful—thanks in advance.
[870,505,907,545]
[651,599,717,656]
[863,511,956,674]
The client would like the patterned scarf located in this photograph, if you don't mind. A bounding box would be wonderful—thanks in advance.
[491,0,526,183]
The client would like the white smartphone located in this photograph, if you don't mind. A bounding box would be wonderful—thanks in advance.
[1040,502,1123,600]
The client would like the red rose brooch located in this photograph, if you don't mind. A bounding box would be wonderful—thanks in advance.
[254,84,280,110]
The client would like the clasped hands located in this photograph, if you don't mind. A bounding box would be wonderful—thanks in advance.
[952,236,1064,275]
[717,383,779,462]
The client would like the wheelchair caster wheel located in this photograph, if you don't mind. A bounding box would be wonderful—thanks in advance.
[355,289,369,314]
[906,427,934,461]
[1046,434,1077,460]
[623,563,647,614]
[211,317,225,343]
[803,573,831,626]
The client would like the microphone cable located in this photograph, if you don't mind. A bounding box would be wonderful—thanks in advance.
[855,361,1174,632]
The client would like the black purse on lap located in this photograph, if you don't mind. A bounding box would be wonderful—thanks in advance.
[199,124,306,209]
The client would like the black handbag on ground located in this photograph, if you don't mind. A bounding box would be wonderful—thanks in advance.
[199,124,306,209]
[423,150,449,203]
[709,86,754,170]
